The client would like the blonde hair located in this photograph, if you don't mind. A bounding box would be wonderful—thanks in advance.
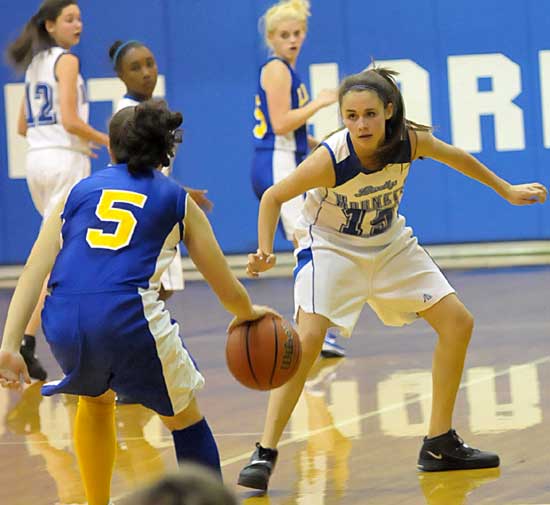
[260,0,311,48]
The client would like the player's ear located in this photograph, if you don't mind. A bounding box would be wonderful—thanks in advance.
[385,102,394,120]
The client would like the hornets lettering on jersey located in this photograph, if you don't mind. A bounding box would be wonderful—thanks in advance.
[298,128,411,242]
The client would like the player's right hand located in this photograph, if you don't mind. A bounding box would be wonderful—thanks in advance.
[316,88,338,108]
[246,249,276,278]
[227,304,282,333]
[0,350,31,390]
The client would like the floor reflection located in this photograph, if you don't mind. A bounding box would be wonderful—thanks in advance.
[3,383,168,504]
[418,468,501,505]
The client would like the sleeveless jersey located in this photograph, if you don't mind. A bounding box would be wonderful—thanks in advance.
[253,57,309,154]
[24,47,89,152]
[298,129,413,246]
[115,94,140,112]
[48,163,187,293]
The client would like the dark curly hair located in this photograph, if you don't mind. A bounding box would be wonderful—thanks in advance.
[109,98,183,175]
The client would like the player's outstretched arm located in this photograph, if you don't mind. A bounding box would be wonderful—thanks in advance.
[0,200,64,387]
[415,131,548,205]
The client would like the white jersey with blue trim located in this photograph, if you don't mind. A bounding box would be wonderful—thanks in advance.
[115,94,139,112]
[25,47,89,152]
[297,128,412,247]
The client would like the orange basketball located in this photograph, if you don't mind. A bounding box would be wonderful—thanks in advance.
[226,315,302,390]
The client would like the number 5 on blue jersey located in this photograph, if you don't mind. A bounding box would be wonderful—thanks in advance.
[86,189,147,250]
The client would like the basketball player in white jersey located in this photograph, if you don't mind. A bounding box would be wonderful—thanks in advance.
[238,67,548,491]
[109,39,213,299]
[6,0,109,380]
[252,0,345,357]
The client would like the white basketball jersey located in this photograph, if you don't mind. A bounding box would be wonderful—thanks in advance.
[24,47,89,152]
[115,95,138,112]
[298,128,412,246]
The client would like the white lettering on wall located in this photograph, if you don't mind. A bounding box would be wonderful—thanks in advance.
[448,53,525,152]
[308,63,340,140]
[539,50,550,148]
[368,59,433,126]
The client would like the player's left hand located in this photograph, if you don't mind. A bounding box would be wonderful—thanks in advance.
[504,183,547,205]
[246,249,277,278]
[86,142,102,159]
[0,350,31,390]
[186,188,213,212]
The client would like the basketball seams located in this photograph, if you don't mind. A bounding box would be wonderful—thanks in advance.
[269,316,279,387]
[244,321,260,388]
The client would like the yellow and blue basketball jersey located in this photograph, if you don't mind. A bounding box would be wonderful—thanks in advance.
[42,164,204,414]
[49,163,185,292]
[252,57,309,155]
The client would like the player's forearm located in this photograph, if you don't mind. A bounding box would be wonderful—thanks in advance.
[220,280,255,320]
[63,118,109,146]
[272,101,322,135]
[258,190,282,255]
[451,151,511,198]
[0,263,47,352]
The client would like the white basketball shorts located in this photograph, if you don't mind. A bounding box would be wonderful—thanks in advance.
[293,224,455,336]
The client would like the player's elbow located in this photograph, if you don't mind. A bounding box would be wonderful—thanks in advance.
[271,119,292,136]
[61,117,80,135]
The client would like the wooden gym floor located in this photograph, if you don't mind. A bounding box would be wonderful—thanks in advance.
[0,266,549,505]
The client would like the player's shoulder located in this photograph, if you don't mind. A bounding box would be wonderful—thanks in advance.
[321,129,350,164]
[261,57,292,78]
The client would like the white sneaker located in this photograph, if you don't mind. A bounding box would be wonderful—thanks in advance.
[321,333,346,358]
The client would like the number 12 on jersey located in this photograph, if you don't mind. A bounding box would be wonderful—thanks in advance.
[86,190,147,250]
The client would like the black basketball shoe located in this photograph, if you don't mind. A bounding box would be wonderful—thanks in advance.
[19,335,47,381]
[417,429,500,472]
[237,442,278,491]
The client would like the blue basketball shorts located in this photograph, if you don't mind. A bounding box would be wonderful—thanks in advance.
[41,288,204,416]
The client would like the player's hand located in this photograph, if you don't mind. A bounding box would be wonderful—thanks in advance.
[315,88,338,108]
[186,188,214,213]
[504,183,547,205]
[0,350,31,390]
[227,304,282,333]
[246,249,276,278]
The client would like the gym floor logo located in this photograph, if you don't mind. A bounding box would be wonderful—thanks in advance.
[281,323,296,370]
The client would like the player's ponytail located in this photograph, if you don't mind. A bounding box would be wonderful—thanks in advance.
[109,99,183,176]
[5,0,77,72]
[261,0,311,49]
[338,67,431,169]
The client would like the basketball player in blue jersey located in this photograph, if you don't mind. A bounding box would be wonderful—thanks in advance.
[0,99,275,505]
[6,0,109,381]
[108,39,213,302]
[239,68,548,491]
[252,0,344,357]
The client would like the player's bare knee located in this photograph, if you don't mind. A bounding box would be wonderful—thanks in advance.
[160,398,203,431]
